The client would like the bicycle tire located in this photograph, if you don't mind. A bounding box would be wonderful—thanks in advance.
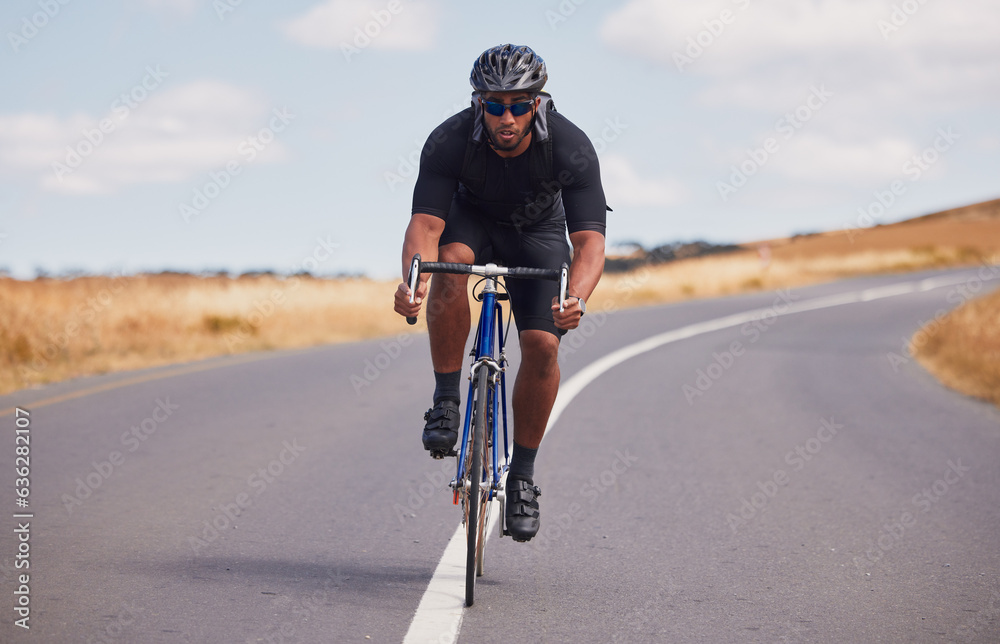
[465,371,488,606]
[475,382,494,578]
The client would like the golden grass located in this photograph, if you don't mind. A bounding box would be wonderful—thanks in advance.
[0,274,408,394]
[589,246,995,310]
[912,287,1000,406]
[2,242,998,397]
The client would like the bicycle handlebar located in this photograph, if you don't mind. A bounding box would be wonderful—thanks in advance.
[420,262,562,279]
[406,254,569,325]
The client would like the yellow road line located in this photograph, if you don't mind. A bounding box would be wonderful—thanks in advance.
[0,350,308,417]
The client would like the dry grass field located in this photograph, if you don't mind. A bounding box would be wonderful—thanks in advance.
[912,286,1000,406]
[0,274,404,395]
[3,198,999,398]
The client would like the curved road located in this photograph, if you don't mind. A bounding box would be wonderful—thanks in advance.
[1,267,998,643]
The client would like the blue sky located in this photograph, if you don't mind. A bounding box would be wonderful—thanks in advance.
[2,0,998,280]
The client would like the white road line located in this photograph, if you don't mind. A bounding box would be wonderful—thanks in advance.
[403,268,998,643]
[918,273,981,291]
[402,502,500,644]
[402,523,466,644]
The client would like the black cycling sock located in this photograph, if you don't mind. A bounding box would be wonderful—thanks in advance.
[508,441,537,482]
[433,370,462,403]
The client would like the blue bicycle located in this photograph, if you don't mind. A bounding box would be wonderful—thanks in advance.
[407,254,567,606]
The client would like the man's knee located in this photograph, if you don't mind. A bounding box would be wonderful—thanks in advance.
[520,330,559,371]
[438,243,475,263]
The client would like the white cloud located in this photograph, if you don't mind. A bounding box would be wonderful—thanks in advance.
[601,0,999,205]
[601,1,872,73]
[0,81,291,195]
[768,134,917,183]
[140,0,199,16]
[601,0,1000,111]
[602,1,1000,73]
[978,136,1000,152]
[601,154,684,207]
[280,0,439,51]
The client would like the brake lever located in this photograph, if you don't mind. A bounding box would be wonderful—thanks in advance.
[558,262,568,313]
[406,254,421,325]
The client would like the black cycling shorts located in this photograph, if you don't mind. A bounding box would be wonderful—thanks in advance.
[439,196,571,337]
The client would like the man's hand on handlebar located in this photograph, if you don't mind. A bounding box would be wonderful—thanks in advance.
[552,296,584,330]
[394,280,428,319]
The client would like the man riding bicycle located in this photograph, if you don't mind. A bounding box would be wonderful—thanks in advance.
[394,44,608,542]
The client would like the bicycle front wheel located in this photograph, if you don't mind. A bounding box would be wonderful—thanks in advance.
[465,371,489,607]
[475,380,494,578]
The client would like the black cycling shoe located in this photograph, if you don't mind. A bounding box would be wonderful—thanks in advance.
[505,478,541,542]
[422,399,460,454]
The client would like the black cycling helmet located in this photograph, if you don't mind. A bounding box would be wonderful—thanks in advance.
[470,44,547,93]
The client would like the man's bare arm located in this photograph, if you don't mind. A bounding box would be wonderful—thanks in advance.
[394,213,446,318]
[552,230,605,330]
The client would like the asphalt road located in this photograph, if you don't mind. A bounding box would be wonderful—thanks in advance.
[1,267,998,643]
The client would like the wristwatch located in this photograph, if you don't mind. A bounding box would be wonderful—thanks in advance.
[570,296,586,315]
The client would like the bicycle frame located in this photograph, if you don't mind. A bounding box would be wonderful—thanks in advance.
[453,267,509,514]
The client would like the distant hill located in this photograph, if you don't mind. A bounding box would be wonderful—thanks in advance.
[606,196,1000,273]
[900,196,1000,224]
[605,240,743,273]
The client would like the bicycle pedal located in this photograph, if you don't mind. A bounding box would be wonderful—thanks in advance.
[429,448,457,460]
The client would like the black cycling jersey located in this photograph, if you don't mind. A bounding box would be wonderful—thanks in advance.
[411,108,607,236]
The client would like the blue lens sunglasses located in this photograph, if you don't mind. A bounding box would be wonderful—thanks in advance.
[481,99,535,117]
